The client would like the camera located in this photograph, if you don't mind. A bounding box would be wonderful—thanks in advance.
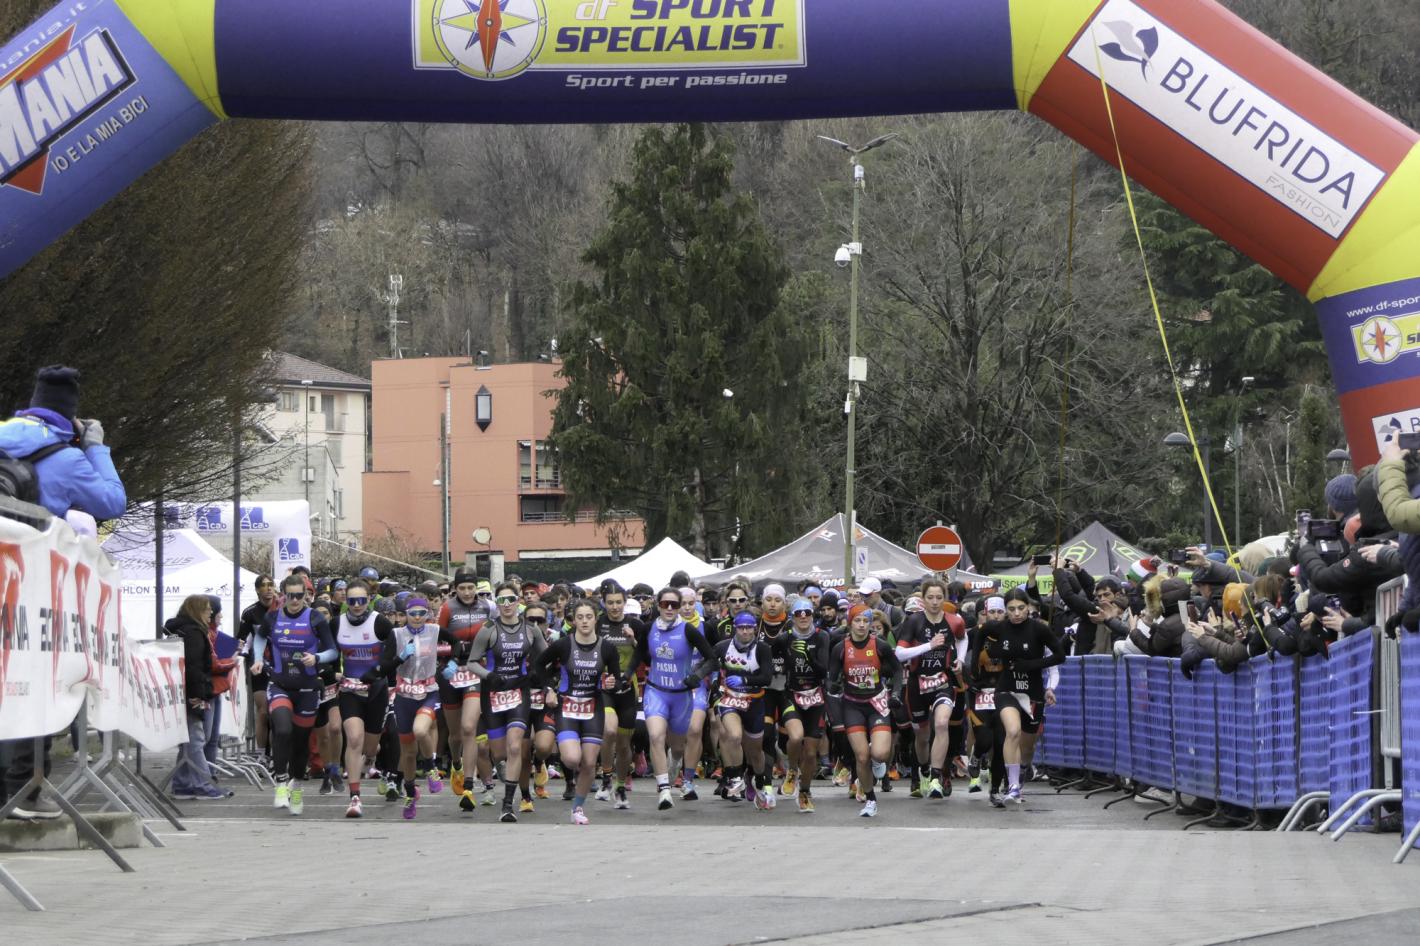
[1399,431,1420,451]
[1263,605,1292,628]
[1169,549,1188,565]
[1304,517,1345,564]
[834,245,852,267]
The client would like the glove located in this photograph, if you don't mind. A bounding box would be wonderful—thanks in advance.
[441,662,459,681]
[888,696,904,713]
[682,673,702,690]
[359,667,382,685]
[725,675,744,690]
[79,418,105,449]
[483,671,506,690]
[399,641,416,660]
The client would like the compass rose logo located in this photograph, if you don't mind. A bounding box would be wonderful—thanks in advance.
[1358,316,1401,365]
[431,0,547,80]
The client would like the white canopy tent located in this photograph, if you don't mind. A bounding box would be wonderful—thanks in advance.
[575,537,716,591]
[103,527,261,640]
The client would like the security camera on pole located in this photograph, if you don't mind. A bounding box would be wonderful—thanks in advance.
[818,132,898,586]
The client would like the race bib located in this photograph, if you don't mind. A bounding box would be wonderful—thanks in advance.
[868,690,890,716]
[321,684,339,704]
[489,688,523,713]
[530,689,546,711]
[918,672,948,694]
[396,678,428,700]
[339,678,369,696]
[561,694,595,720]
[719,691,752,712]
[792,687,825,709]
[450,668,481,690]
[974,690,996,712]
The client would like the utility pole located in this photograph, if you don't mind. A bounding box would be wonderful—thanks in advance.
[818,132,897,587]
[388,273,405,359]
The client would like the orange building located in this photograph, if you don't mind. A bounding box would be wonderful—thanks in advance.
[363,357,643,577]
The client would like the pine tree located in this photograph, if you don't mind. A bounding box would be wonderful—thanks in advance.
[550,124,817,559]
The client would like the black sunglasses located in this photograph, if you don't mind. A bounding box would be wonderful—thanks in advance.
[526,615,547,624]
[658,600,680,609]
[285,591,307,600]
[346,596,369,606]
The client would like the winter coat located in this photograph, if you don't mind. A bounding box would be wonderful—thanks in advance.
[0,414,126,519]
[163,615,215,706]
[1376,457,1420,613]
[1192,626,1251,672]
[1295,540,1401,619]
[1052,566,1099,652]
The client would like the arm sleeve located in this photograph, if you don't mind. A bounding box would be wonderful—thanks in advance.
[313,615,337,664]
[59,446,128,521]
[743,643,775,688]
[896,642,933,661]
[465,626,497,679]
[532,636,568,680]
[686,627,716,679]
[1045,664,1060,691]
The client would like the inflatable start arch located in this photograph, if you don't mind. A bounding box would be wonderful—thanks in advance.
[2,0,1418,464]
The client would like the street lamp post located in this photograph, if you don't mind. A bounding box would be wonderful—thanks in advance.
[1164,431,1214,548]
[818,131,897,587]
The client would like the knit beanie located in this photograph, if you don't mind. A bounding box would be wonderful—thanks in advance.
[30,365,81,421]
[1324,473,1359,517]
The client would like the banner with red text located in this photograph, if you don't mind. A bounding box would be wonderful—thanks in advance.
[0,516,187,751]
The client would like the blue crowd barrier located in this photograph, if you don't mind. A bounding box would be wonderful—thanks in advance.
[1172,661,1218,801]
[1217,663,1259,810]
[1082,655,1116,777]
[1040,658,1085,768]
[1401,633,1420,846]
[1328,631,1376,828]
[1114,656,1133,782]
[1297,657,1330,796]
[1256,658,1298,809]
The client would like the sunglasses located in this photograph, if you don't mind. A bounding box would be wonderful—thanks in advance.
[526,615,547,624]
[406,609,430,618]
[346,596,369,606]
[495,595,518,604]
[285,591,307,600]
[658,600,680,609]
[727,596,748,604]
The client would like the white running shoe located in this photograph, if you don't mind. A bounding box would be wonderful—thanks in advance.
[571,806,589,825]
[657,788,674,810]
[595,785,612,802]
[725,777,746,801]
[859,799,878,818]
[680,778,698,801]
[273,783,291,810]
[762,788,777,811]
[615,785,631,810]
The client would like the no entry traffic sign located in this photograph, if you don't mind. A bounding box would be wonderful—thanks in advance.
[916,526,963,571]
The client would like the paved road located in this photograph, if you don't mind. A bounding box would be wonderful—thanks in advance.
[2,761,1417,945]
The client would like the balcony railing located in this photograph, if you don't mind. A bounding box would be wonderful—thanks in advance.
[518,473,563,490]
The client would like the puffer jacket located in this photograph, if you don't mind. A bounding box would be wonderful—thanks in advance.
[0,412,126,519]
[1376,456,1420,613]
[163,614,214,705]
[1128,577,1191,658]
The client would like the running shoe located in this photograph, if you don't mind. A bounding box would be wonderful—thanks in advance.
[657,787,674,811]
[797,792,814,813]
[459,790,476,813]
[480,784,497,807]
[385,779,402,802]
[953,757,969,779]
[319,773,333,796]
[725,777,746,802]
[616,786,632,810]
[680,778,698,801]
[927,778,944,799]
[968,777,983,794]
[403,788,419,820]
[762,788,777,811]
[330,768,345,792]
[571,806,589,825]
[535,783,550,800]
[500,803,518,823]
[451,767,465,797]
[562,782,575,801]
[519,797,535,814]
[595,784,612,803]
[673,771,684,789]
[345,794,363,818]
[881,776,893,793]
[989,791,1006,809]
[968,758,982,782]
[273,783,291,810]
[817,764,833,781]
[745,779,759,807]
[832,767,850,787]
[781,771,796,797]
[859,799,878,818]
[289,786,304,816]
[534,765,548,793]
[1007,785,1023,805]
[427,771,444,795]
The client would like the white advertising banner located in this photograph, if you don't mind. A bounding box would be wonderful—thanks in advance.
[0,516,188,751]
[187,500,313,575]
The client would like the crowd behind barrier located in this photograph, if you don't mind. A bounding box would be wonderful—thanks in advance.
[1037,576,1420,864]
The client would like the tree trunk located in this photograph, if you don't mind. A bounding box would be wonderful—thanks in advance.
[690,466,709,559]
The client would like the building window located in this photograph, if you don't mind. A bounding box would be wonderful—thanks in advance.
[520,496,566,523]
[280,391,298,412]
[518,441,561,490]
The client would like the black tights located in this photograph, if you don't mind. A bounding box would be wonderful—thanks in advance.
[270,707,312,782]
[972,720,1006,792]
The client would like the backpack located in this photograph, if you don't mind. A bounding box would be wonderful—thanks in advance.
[0,441,72,504]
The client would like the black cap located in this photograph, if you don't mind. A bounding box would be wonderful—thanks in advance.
[30,365,80,421]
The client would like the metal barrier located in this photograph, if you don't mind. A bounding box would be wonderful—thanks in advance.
[1036,622,1415,861]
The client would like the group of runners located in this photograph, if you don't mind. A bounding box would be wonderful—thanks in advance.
[237,568,1066,824]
